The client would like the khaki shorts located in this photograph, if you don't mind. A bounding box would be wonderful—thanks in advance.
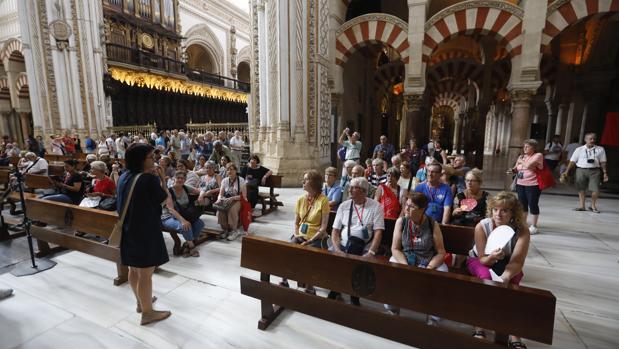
[575,168,601,192]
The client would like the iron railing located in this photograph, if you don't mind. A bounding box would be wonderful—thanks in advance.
[106,43,250,92]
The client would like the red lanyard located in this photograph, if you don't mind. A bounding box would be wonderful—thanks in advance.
[425,185,437,202]
[354,202,365,226]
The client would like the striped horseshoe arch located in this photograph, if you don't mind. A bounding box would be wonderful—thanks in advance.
[0,38,23,63]
[335,14,409,67]
[542,0,619,47]
[423,1,524,62]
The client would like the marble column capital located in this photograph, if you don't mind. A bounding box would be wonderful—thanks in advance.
[509,89,535,105]
[405,94,423,112]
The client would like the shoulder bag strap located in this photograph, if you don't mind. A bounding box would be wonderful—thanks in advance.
[118,173,142,225]
[346,200,354,238]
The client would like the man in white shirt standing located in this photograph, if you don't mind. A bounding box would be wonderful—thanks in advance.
[561,133,609,213]
[115,132,127,159]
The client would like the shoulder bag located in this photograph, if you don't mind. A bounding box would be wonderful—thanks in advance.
[108,173,142,248]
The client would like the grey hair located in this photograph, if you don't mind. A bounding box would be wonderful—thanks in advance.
[344,160,357,168]
[349,177,369,193]
[372,158,384,166]
[205,160,217,169]
[86,154,97,162]
[25,152,37,159]
[90,161,108,174]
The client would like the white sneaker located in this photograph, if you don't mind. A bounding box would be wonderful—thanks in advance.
[529,225,538,235]
[226,230,241,241]
[220,230,229,240]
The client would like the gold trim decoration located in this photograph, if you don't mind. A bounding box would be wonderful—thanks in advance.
[108,67,248,103]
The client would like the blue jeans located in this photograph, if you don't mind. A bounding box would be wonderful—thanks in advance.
[162,217,205,241]
[43,194,74,204]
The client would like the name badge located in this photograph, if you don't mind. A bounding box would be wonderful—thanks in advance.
[361,227,369,240]
[300,223,308,234]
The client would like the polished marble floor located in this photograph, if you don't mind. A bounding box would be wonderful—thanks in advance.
[1,184,618,348]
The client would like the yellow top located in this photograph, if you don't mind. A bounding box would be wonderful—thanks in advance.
[295,193,330,240]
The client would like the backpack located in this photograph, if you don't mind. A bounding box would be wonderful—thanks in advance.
[337,146,346,161]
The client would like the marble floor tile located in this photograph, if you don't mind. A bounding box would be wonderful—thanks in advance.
[0,280,73,349]
[16,317,150,349]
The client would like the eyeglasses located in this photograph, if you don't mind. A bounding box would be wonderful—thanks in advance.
[465,179,478,183]
[405,204,420,210]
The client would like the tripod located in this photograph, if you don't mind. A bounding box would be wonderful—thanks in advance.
[10,169,56,276]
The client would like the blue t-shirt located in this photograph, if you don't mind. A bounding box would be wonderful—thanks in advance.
[414,182,453,222]
[155,136,166,148]
[323,182,342,209]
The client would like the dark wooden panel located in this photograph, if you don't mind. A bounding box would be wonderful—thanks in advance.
[262,175,282,188]
[241,277,502,349]
[31,226,120,263]
[25,174,55,189]
[0,169,10,184]
[440,224,476,256]
[240,236,556,344]
[26,197,118,237]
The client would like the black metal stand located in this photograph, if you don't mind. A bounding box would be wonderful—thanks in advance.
[10,170,56,277]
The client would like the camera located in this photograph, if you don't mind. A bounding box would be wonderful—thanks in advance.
[517,171,524,179]
[587,159,595,164]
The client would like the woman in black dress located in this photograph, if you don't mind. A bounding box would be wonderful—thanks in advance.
[117,143,171,325]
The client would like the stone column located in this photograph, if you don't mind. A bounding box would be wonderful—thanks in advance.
[579,104,588,143]
[453,114,461,153]
[405,94,425,143]
[19,112,32,143]
[507,89,535,186]
[406,0,426,91]
[563,101,576,147]
[544,85,555,143]
[554,103,569,138]
[257,0,268,142]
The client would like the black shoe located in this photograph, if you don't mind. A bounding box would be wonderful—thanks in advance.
[327,291,339,300]
[351,296,361,306]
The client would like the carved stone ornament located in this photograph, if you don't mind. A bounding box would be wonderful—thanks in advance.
[405,94,424,111]
[50,20,72,41]
[141,33,155,49]
[509,89,535,104]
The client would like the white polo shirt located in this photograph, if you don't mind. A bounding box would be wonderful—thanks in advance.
[570,145,607,169]
[24,158,49,175]
[333,198,384,246]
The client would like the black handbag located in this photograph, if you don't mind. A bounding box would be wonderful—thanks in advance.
[98,197,117,211]
[170,186,203,222]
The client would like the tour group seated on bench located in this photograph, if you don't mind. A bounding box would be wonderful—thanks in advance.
[240,235,556,348]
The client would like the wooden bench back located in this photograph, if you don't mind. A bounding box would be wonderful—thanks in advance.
[241,235,556,344]
[261,175,282,188]
[25,174,56,190]
[25,197,118,237]
[48,163,65,176]
[0,169,10,185]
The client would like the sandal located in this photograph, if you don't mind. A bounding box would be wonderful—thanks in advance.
[589,207,601,213]
[508,341,527,349]
[573,207,586,211]
[304,287,316,295]
[136,296,158,313]
[190,248,200,257]
[472,330,486,339]
[279,280,289,288]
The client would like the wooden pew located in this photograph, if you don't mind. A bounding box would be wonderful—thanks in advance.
[0,169,23,241]
[240,235,556,348]
[257,175,284,215]
[25,197,128,285]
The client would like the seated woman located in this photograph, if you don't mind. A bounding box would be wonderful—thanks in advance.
[197,161,221,208]
[466,191,530,347]
[322,167,342,212]
[398,161,416,192]
[281,170,330,293]
[83,160,116,204]
[176,159,200,188]
[214,163,247,241]
[159,156,175,181]
[44,159,84,204]
[193,155,208,175]
[374,167,405,220]
[451,168,489,227]
[388,192,447,318]
[218,155,231,178]
[240,154,272,209]
[161,171,205,257]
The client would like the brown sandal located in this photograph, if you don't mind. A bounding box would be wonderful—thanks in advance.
[136,296,158,313]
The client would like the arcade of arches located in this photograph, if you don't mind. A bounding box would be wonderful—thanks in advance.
[250,0,619,186]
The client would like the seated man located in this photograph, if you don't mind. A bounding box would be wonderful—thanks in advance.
[342,165,376,201]
[414,163,453,224]
[368,158,387,186]
[330,177,384,305]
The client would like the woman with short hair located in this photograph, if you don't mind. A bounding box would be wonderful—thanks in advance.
[466,191,530,347]
[117,143,171,325]
[176,159,200,188]
[161,171,204,257]
[197,161,221,207]
[86,160,116,199]
[215,163,247,241]
[240,154,272,208]
[511,139,543,235]
[323,167,342,211]
[374,167,404,219]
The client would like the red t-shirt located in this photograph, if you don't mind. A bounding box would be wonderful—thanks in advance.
[63,136,75,153]
[93,176,116,196]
